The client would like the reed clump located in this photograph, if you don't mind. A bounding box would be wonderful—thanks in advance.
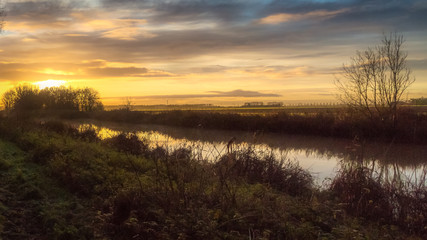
[215,147,313,197]
[331,159,427,236]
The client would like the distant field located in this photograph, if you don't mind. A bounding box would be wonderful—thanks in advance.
[103,104,427,115]
[104,104,342,113]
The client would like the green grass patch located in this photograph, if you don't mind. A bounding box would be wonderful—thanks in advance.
[0,139,99,239]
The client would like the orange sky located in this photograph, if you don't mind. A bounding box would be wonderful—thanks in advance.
[0,0,426,106]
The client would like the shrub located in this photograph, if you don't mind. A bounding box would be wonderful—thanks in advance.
[41,120,70,134]
[330,160,427,236]
[106,133,148,156]
[330,161,393,221]
[77,125,99,142]
[29,143,60,164]
[216,146,313,197]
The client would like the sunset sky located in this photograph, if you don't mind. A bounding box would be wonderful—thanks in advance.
[0,0,426,106]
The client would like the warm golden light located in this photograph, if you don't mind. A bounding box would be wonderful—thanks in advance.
[34,79,67,89]
[0,1,424,106]
[39,68,75,76]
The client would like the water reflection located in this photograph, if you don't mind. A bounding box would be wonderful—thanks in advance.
[74,120,427,184]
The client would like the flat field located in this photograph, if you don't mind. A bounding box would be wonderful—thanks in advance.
[104,104,427,116]
[105,104,343,115]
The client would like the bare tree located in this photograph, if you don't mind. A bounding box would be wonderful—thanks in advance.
[335,33,415,125]
[121,97,133,111]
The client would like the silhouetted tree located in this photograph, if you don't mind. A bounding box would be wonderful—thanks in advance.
[2,85,43,111]
[410,97,427,105]
[40,86,79,110]
[335,33,415,125]
[2,85,103,112]
[121,97,133,111]
[2,89,16,111]
[77,87,104,111]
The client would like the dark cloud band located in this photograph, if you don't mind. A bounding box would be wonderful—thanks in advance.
[105,89,281,100]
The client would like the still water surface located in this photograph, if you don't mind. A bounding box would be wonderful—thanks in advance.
[72,120,427,185]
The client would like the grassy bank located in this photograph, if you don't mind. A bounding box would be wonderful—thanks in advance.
[0,139,98,239]
[0,118,425,239]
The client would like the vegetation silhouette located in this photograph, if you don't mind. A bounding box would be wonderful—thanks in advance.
[2,85,104,113]
[335,32,415,127]
[87,108,427,144]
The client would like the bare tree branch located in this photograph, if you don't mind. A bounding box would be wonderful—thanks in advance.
[335,32,415,126]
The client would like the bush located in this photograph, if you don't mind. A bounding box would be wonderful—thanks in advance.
[216,146,313,197]
[106,133,148,156]
[330,162,393,221]
[330,160,427,236]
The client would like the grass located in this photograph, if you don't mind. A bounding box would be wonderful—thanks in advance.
[0,139,98,239]
[0,118,425,239]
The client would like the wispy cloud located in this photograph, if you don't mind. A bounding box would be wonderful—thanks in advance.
[407,59,427,70]
[108,89,281,100]
[258,9,348,25]
[0,60,176,82]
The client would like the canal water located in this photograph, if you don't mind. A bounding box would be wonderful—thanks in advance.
[72,120,427,186]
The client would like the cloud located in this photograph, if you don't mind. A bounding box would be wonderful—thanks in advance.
[1,0,426,102]
[408,59,427,71]
[188,65,230,74]
[102,27,156,40]
[109,89,281,100]
[4,0,81,33]
[85,66,148,77]
[0,60,176,82]
[101,0,256,24]
[258,9,348,25]
[207,89,281,97]
[6,0,74,20]
[4,0,426,65]
[85,66,176,78]
[4,1,155,40]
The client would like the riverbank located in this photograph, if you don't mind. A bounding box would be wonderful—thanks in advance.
[0,118,425,239]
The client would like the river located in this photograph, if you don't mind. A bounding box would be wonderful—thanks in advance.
[71,119,427,186]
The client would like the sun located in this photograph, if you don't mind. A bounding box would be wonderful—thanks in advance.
[34,79,67,89]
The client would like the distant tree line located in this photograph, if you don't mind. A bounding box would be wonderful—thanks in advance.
[410,97,427,105]
[2,85,103,112]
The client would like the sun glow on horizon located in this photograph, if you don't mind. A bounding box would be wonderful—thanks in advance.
[34,79,67,89]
